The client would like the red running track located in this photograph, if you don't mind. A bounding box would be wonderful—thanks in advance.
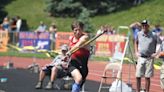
[0,56,162,92]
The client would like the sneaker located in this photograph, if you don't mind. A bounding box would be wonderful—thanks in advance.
[64,83,72,90]
[45,82,53,90]
[35,82,42,89]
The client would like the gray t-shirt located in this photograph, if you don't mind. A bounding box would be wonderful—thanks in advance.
[50,54,65,66]
[136,30,162,56]
[160,41,164,51]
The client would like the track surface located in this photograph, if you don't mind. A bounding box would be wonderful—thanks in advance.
[0,56,162,92]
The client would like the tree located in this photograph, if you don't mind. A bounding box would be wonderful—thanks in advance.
[77,8,94,33]
[46,0,83,17]
[45,0,133,17]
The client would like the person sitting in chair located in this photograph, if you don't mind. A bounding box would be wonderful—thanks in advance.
[35,44,69,89]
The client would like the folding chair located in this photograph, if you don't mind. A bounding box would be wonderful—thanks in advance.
[56,76,74,90]
[98,36,129,92]
[98,62,121,92]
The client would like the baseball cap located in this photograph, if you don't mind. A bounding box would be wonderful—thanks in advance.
[141,20,149,25]
[60,44,68,51]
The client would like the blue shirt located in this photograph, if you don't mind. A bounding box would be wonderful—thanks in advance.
[132,27,140,40]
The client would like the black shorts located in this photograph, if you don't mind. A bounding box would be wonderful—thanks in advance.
[42,66,68,78]
[67,59,88,87]
[68,60,88,80]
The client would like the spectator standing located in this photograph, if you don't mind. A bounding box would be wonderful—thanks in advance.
[49,23,57,50]
[152,24,163,37]
[16,16,22,32]
[107,26,115,35]
[129,22,142,44]
[0,24,4,31]
[15,16,22,44]
[9,17,17,43]
[10,17,17,31]
[35,21,47,32]
[96,26,104,35]
[155,40,164,92]
[1,17,10,31]
[135,20,162,92]
[97,25,115,35]
[35,21,47,38]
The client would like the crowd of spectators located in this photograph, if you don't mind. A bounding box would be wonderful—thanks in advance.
[0,16,58,50]
[0,16,22,32]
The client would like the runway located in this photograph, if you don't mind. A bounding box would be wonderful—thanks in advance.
[0,56,162,92]
[0,67,103,92]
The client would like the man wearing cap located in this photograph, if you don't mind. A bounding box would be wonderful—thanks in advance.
[135,20,162,92]
[35,44,69,89]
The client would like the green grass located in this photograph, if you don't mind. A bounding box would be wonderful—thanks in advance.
[0,50,50,58]
[4,0,74,31]
[91,0,164,29]
[3,0,164,33]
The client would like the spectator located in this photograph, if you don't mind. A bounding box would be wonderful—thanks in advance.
[135,19,162,92]
[9,17,17,44]
[97,25,115,35]
[15,16,22,44]
[10,17,17,31]
[96,26,104,35]
[49,23,57,50]
[107,26,115,35]
[16,16,22,32]
[1,17,10,31]
[129,21,142,44]
[0,24,4,31]
[35,21,47,32]
[152,23,163,36]
[35,44,69,89]
[156,40,164,92]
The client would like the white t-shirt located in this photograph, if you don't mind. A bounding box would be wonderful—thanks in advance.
[16,19,22,32]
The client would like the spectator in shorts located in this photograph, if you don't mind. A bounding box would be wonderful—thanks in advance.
[155,40,164,92]
[35,44,69,89]
[135,19,162,92]
[49,23,57,50]
[161,63,164,92]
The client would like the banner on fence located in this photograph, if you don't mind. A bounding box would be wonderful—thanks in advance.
[95,34,126,56]
[0,31,8,52]
[55,32,73,51]
[19,32,50,51]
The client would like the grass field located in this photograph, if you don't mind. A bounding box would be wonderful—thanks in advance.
[2,0,164,33]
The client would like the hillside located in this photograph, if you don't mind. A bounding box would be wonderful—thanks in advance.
[2,0,164,32]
